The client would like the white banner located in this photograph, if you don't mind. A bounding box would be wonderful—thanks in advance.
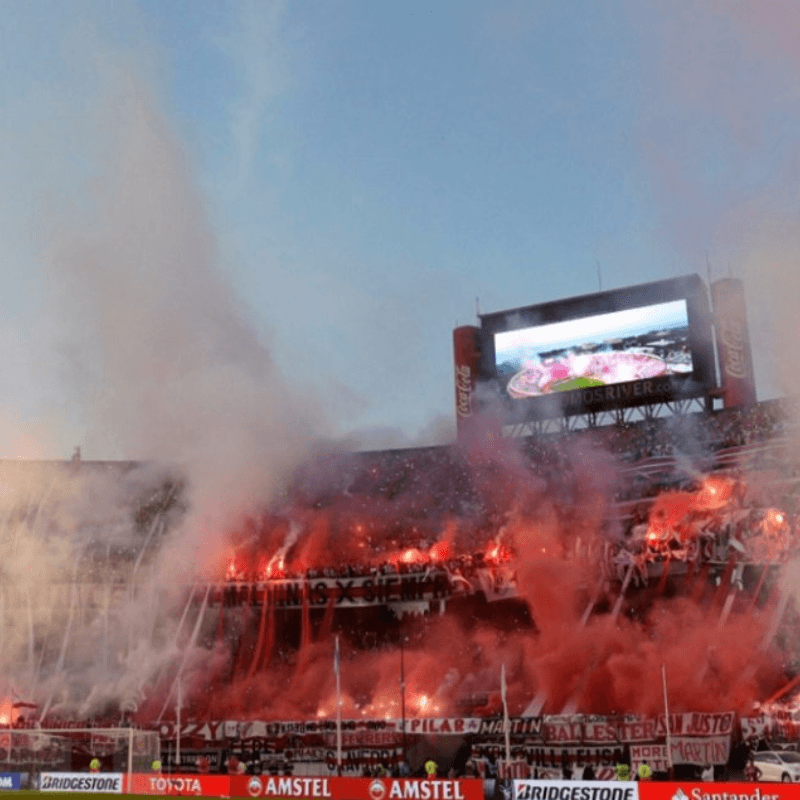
[581,712,734,744]
[630,734,730,769]
[512,781,639,800]
[162,712,735,746]
[39,772,123,793]
[630,744,669,773]
[740,715,771,741]
[671,735,730,765]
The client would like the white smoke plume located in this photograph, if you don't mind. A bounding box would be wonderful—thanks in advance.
[0,15,323,715]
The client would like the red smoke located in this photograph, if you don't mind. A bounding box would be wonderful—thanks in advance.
[144,435,794,724]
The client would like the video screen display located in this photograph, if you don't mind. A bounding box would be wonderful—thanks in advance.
[494,299,693,399]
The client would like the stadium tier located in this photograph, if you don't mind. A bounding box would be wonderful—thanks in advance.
[0,399,798,779]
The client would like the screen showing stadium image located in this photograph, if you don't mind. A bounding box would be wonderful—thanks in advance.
[494,299,693,399]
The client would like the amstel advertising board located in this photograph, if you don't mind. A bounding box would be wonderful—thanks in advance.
[231,775,484,800]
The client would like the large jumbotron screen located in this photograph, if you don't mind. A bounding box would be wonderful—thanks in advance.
[480,275,715,419]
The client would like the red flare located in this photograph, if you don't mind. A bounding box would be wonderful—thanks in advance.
[428,541,450,561]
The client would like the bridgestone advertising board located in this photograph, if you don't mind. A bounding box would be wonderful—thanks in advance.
[39,771,123,793]
[512,782,639,800]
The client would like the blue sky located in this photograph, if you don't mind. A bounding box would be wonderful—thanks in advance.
[1,0,799,461]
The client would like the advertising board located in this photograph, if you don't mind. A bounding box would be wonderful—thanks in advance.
[712,278,757,408]
[230,776,484,800]
[479,275,715,420]
[512,781,639,800]
[232,775,335,798]
[454,325,481,439]
[38,771,123,793]
[0,774,21,790]
[338,778,484,800]
[637,783,799,800]
[127,772,231,796]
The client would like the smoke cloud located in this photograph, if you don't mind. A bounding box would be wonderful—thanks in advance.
[0,19,325,717]
[632,0,800,399]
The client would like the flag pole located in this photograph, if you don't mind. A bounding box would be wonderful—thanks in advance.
[661,664,673,777]
[501,664,511,770]
[400,636,407,769]
[335,636,342,774]
[176,674,182,767]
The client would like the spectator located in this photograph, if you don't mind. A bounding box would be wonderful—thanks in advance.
[744,758,761,782]
[615,764,631,781]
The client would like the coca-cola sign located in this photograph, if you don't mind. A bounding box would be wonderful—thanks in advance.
[452,327,481,438]
[456,365,472,419]
[712,279,756,407]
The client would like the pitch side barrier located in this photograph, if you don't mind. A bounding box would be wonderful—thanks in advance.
[511,784,800,800]
[0,774,21,790]
[635,783,798,800]
[128,775,484,799]
[39,772,124,792]
[28,773,485,798]
[232,776,485,800]
[512,781,638,800]
[29,775,800,800]
[127,773,231,796]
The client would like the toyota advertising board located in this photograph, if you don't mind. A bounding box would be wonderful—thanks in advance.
[127,772,232,796]
[479,275,715,421]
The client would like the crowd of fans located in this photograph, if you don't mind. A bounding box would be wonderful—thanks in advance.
[225,551,507,587]
[218,401,800,590]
